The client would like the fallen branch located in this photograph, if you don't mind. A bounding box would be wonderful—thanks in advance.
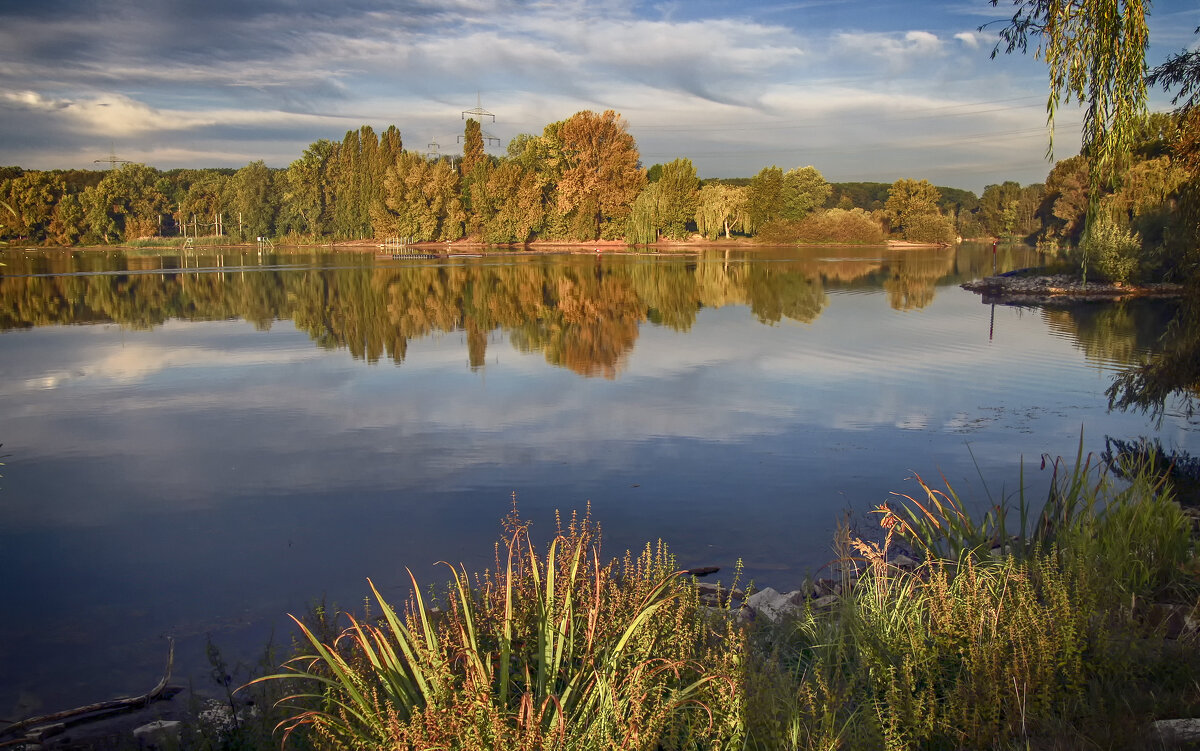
[0,638,175,741]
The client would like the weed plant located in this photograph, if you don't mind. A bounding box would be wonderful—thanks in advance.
[252,505,744,750]
[744,443,1200,750]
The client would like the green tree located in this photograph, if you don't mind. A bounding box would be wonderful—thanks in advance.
[48,191,84,245]
[179,172,231,237]
[89,163,171,240]
[0,171,64,242]
[478,161,544,244]
[695,184,750,240]
[374,152,465,242]
[747,166,784,230]
[654,158,700,239]
[281,140,334,237]
[885,178,941,236]
[780,165,831,221]
[231,161,278,240]
[462,119,485,177]
[626,182,661,245]
[1038,155,1090,247]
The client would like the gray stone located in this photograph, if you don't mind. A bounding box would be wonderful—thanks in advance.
[811,595,840,611]
[745,587,810,622]
[1152,718,1200,742]
[813,578,838,597]
[133,720,181,747]
[890,554,918,570]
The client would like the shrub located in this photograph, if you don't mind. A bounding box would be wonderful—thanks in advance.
[792,208,885,244]
[1079,215,1143,283]
[901,212,955,244]
[253,507,745,750]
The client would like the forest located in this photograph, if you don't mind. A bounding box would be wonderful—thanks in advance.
[0,107,1194,273]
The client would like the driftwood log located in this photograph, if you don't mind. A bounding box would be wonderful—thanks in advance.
[0,638,176,744]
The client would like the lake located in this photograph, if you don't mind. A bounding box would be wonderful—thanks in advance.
[0,242,1196,716]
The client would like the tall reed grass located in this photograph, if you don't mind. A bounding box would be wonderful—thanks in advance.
[252,506,744,750]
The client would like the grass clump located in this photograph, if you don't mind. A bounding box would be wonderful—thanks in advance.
[252,505,744,750]
[742,442,1200,750]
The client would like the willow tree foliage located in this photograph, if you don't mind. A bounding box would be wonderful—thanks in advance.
[695,184,750,240]
[990,0,1149,181]
[1148,25,1200,114]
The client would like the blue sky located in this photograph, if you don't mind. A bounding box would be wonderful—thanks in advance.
[0,0,1196,193]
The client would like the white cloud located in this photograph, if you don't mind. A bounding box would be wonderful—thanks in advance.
[834,30,946,68]
[955,31,980,49]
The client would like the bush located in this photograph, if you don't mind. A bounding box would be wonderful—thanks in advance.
[901,212,955,244]
[254,507,745,750]
[792,208,885,244]
[750,446,1200,750]
[1079,215,1143,283]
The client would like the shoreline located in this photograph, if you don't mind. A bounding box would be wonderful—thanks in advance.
[962,271,1186,305]
[6,236,962,254]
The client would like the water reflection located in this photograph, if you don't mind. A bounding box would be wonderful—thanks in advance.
[1,245,1039,378]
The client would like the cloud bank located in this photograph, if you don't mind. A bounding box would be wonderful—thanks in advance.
[0,0,1192,191]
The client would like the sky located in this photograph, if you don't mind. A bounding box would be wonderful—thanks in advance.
[0,0,1197,194]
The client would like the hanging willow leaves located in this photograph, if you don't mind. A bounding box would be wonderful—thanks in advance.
[987,0,1150,188]
[1148,26,1200,114]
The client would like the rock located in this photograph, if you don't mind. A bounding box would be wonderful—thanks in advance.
[811,595,839,612]
[745,587,821,621]
[695,581,744,607]
[961,273,1184,306]
[813,578,838,597]
[1152,718,1200,742]
[744,587,782,619]
[133,720,181,748]
[889,554,918,570]
[685,566,720,577]
[1148,603,1197,640]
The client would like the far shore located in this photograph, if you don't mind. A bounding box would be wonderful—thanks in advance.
[8,236,965,254]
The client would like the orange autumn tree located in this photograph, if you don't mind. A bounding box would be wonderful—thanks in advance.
[553,110,645,240]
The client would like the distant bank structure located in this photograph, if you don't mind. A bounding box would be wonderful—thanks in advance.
[459,93,501,149]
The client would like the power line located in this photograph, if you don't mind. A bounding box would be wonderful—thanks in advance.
[459,93,501,147]
[93,144,132,170]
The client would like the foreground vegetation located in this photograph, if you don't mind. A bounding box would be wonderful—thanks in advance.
[192,442,1200,751]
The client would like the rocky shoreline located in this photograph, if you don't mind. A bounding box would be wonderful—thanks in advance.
[962,271,1186,305]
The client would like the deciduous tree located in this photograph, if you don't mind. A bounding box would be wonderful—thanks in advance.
[780,165,831,221]
[555,110,645,240]
[885,178,941,236]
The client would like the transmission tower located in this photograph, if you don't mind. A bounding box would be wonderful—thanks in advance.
[459,93,501,147]
[93,144,132,170]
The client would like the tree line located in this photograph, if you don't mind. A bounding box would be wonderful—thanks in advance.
[0,108,1197,267]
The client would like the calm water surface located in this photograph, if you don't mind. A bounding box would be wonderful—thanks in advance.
[0,243,1196,714]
